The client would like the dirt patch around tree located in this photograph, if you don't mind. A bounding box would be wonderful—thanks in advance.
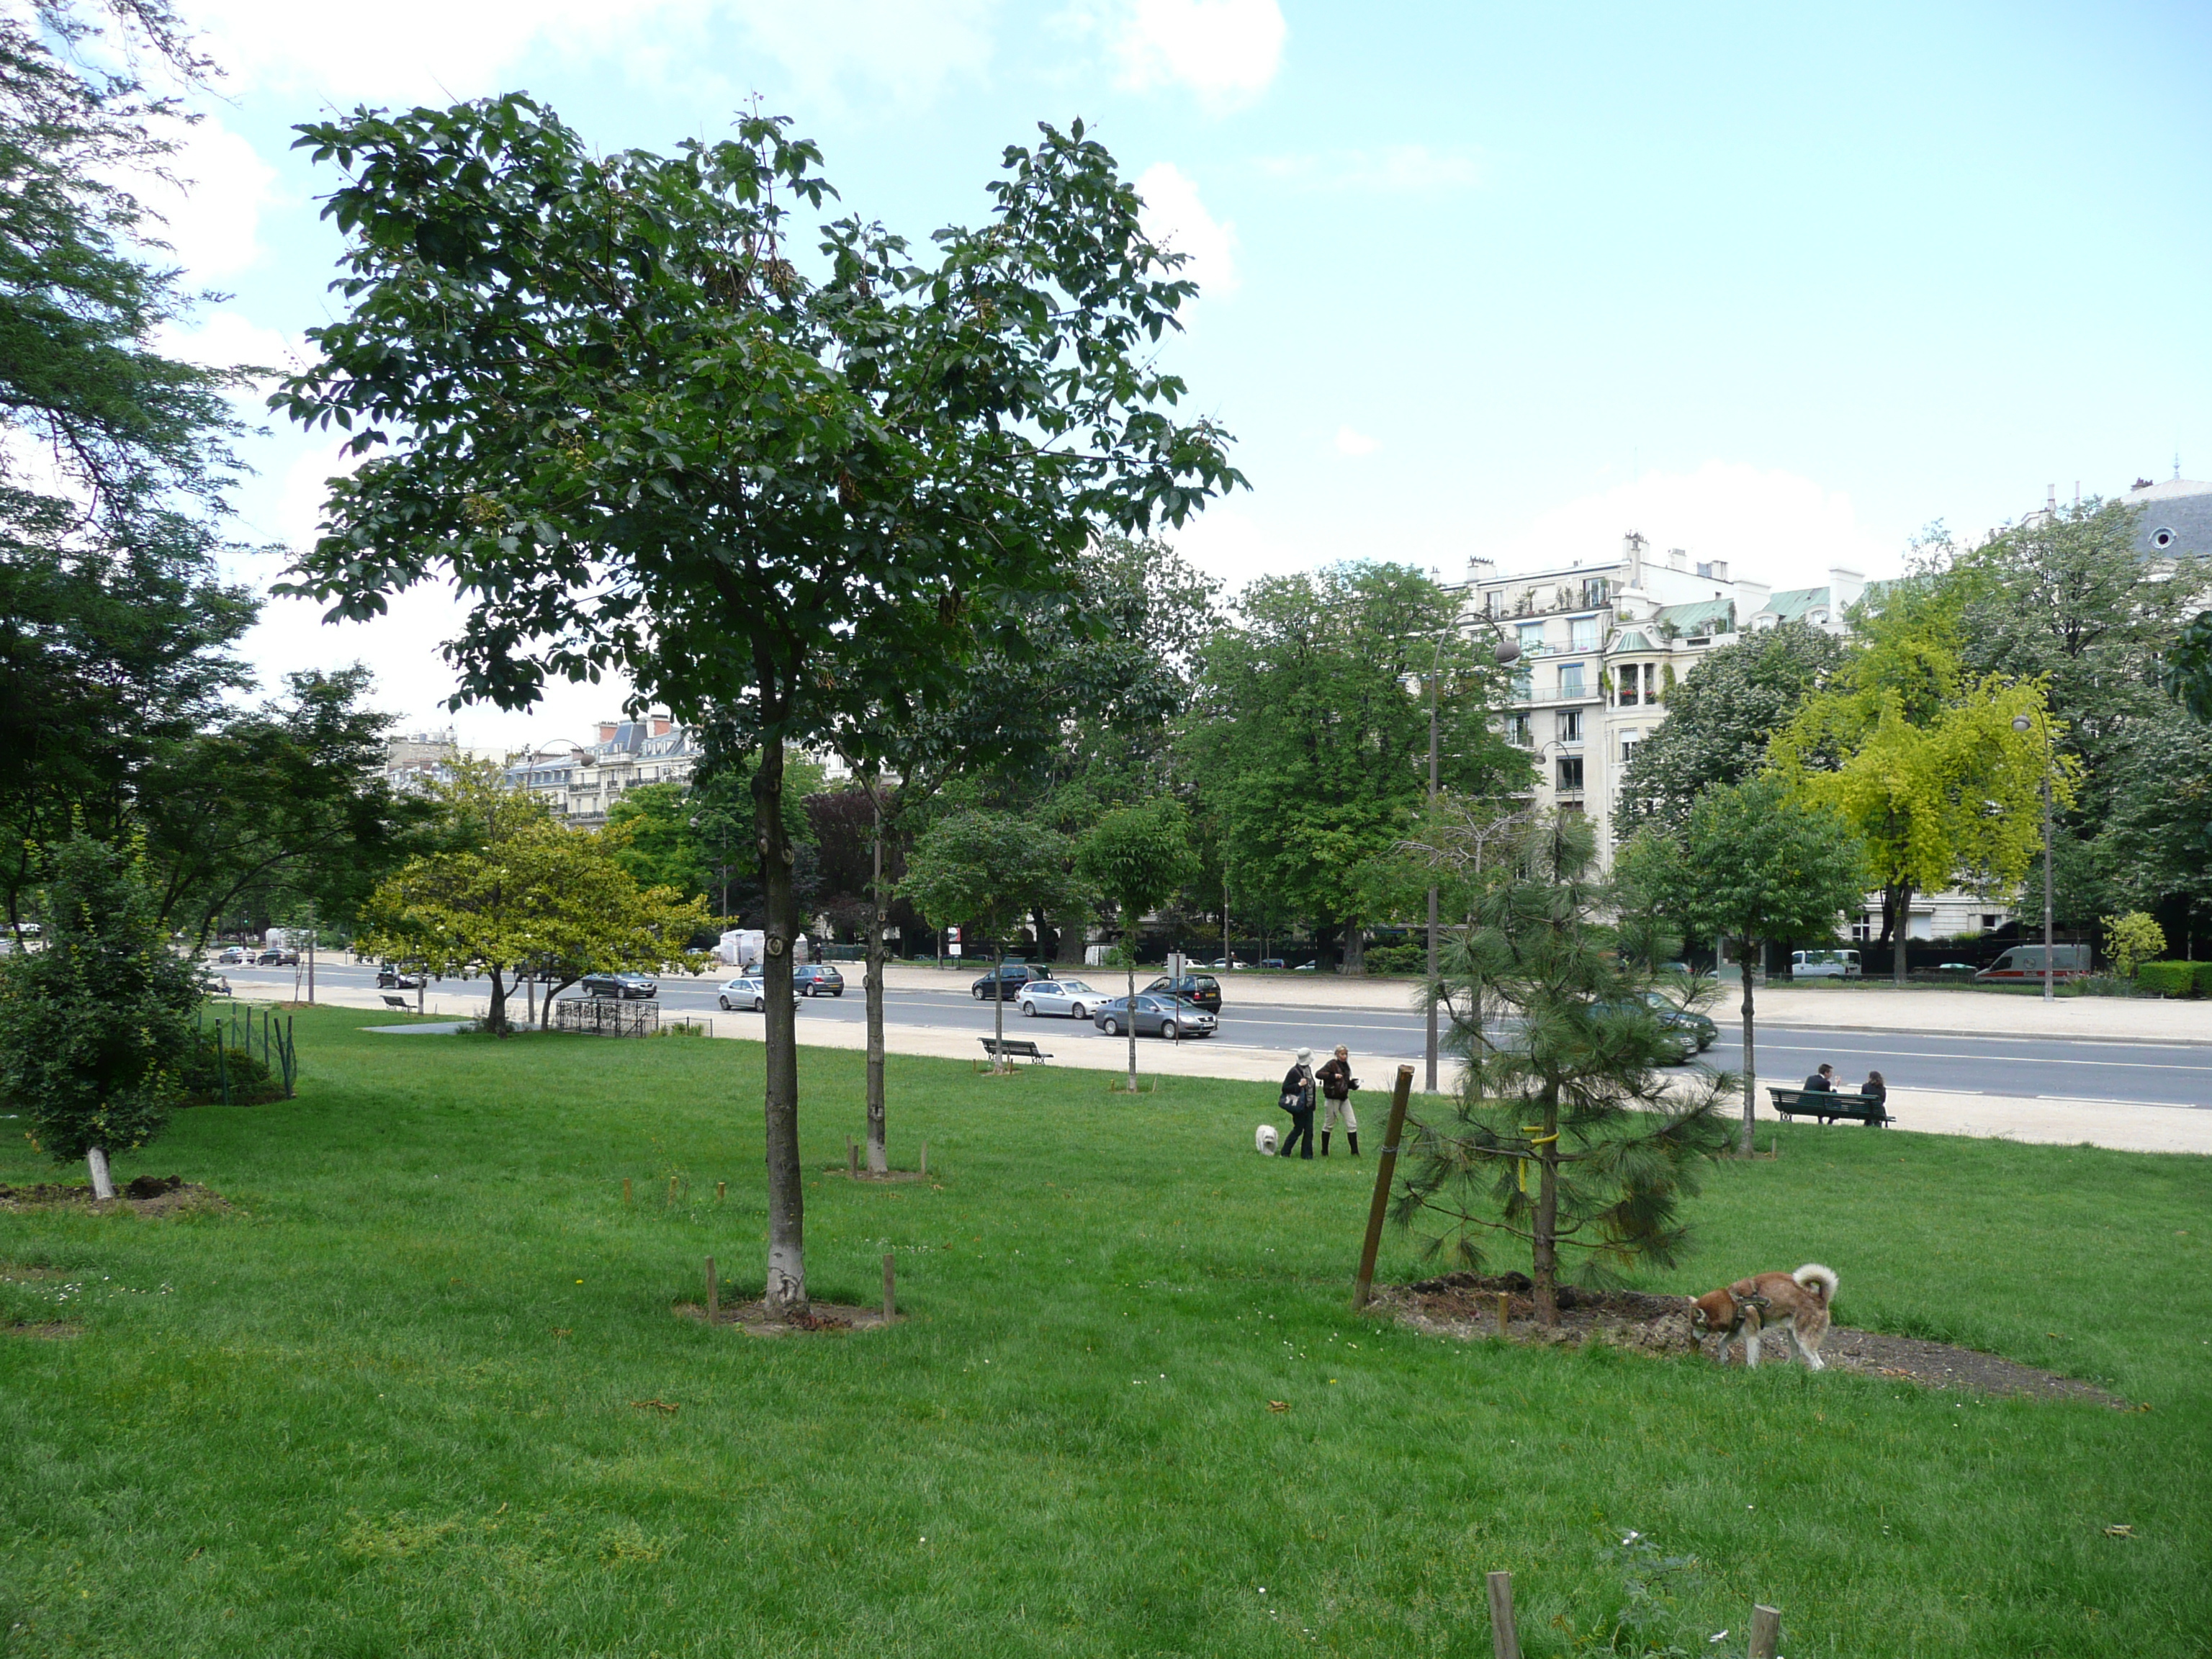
[1382,1272,2128,1408]
[674,1299,901,1336]
[4,1321,81,1339]
[0,1176,228,1218]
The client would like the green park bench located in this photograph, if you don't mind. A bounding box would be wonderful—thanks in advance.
[1768,1086,1893,1126]
[980,1037,1051,1065]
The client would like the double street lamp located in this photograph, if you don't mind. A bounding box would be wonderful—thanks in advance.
[2011,711,2055,1002]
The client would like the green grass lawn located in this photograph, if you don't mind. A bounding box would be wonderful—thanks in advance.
[2,1012,2206,1658]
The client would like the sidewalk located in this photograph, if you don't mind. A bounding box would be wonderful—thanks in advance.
[310,980,2212,1158]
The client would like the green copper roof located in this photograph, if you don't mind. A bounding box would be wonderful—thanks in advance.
[1611,628,1653,654]
[1760,585,1829,621]
[1653,598,1735,635]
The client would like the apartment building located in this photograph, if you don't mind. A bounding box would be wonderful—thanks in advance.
[508,716,705,827]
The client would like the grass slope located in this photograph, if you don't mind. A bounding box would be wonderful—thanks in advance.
[1,1012,2206,1658]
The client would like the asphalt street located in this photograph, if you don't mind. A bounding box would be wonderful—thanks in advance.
[228,958,2212,1110]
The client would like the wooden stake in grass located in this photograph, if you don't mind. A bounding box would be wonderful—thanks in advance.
[848,1138,858,1176]
[716,1180,726,1202]
[623,1177,632,1207]
[706,1256,719,1326]
[920,1141,928,1179]
[1485,1570,1520,1659]
[1353,1065,1416,1308]
[1748,1604,1780,1659]
[667,1174,679,1209]
[882,1252,895,1321]
[1496,1292,1510,1337]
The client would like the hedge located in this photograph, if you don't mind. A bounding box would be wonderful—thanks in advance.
[2134,961,2212,998]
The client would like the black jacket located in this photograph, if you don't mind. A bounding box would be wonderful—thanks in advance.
[1803,1071,1835,1092]
[1280,1064,1315,1112]
[1316,1057,1356,1100]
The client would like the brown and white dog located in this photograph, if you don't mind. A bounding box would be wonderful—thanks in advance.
[1689,1264,1838,1370]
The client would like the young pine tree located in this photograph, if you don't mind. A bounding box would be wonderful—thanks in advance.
[1394,814,1735,1324]
[0,834,203,1197]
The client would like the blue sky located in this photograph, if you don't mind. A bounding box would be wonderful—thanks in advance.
[147,0,2212,748]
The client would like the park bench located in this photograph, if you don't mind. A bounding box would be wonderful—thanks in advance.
[382,994,412,1010]
[980,1036,1052,1065]
[1768,1087,1893,1127]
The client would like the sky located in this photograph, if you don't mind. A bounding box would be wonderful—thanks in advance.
[129,0,2212,750]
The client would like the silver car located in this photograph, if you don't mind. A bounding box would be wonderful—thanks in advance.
[717,975,765,1012]
[1093,994,1218,1040]
[1018,979,1108,1020]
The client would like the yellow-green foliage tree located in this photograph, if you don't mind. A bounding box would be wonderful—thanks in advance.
[359,771,707,1035]
[2103,911,2164,979]
[1768,577,2077,983]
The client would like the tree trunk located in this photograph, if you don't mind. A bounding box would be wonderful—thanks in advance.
[539,976,578,1029]
[755,736,807,1316]
[1054,911,1087,966]
[86,1145,114,1202]
[487,968,510,1037]
[1341,923,1365,976]
[864,790,889,1174]
[1124,945,1138,1094]
[1891,882,1912,986]
[1531,1084,1560,1325]
[1738,935,1758,1157]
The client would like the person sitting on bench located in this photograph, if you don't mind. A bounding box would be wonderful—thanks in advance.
[1802,1062,1837,1092]
[1860,1069,1886,1112]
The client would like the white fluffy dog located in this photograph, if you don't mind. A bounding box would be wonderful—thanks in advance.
[1254,1123,1280,1156]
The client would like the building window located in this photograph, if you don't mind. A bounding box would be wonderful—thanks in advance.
[1557,662,1586,698]
[1517,621,1545,655]
[1980,914,1999,932]
[1580,577,1610,608]
[1555,756,1584,792]
[1559,710,1582,744]
[1504,712,1531,745]
[1510,667,1532,702]
[1570,616,1599,652]
[1619,729,1640,763]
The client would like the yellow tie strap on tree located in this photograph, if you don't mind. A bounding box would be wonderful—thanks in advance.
[1517,1128,1557,1195]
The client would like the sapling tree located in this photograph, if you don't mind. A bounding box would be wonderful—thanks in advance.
[274,99,1240,1314]
[902,809,1074,1071]
[0,833,202,1199]
[1076,799,1198,1091]
[1393,814,1734,1325]
[1617,775,1866,1155]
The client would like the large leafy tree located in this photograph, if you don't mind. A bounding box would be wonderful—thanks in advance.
[1076,798,1197,1091]
[1614,621,1845,837]
[276,99,1240,1315]
[1618,778,1866,1154]
[1393,814,1732,1326]
[1183,562,1524,970]
[0,832,202,1199]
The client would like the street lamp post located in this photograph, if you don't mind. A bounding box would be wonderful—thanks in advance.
[2012,712,2054,1002]
[1425,623,1521,1094]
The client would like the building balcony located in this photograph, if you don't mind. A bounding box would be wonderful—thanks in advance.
[1509,685,1604,706]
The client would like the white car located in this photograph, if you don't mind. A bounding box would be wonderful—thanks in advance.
[1017,979,1107,1020]
[717,975,765,1012]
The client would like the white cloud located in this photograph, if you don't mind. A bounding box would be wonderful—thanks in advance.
[1489,461,1906,593]
[134,113,282,281]
[1334,426,1378,457]
[1110,0,1285,106]
[186,0,996,107]
[1136,162,1238,297]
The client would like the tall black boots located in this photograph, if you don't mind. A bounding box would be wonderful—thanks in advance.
[1348,1131,1359,1156]
[1321,1131,1331,1156]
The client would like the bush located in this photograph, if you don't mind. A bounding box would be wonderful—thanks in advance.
[2135,961,2202,998]
[1362,942,1425,976]
[179,1032,286,1106]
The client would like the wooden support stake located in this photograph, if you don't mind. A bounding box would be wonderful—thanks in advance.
[1748,1604,1781,1659]
[1485,1570,1521,1659]
[1353,1065,1417,1308]
[716,1180,726,1202]
[920,1141,928,1178]
[848,1138,858,1176]
[882,1252,896,1320]
[706,1256,719,1326]
[1496,1292,1510,1336]
[622,1177,631,1207]
[667,1174,678,1209]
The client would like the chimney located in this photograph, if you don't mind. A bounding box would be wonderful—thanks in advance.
[598,722,619,743]
[1667,547,1688,572]
[1622,530,1646,585]
[1827,566,1865,609]
[652,716,672,737]
[1706,559,1728,583]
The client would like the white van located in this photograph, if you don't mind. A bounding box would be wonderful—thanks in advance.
[1791,948,1861,979]
[1975,945,2089,983]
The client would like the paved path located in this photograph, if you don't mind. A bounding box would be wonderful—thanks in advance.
[220,958,2212,1156]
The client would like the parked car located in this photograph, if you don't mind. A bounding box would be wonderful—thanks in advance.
[717,975,765,1012]
[216,946,245,965]
[254,948,297,966]
[1143,971,1223,1011]
[1260,957,1286,969]
[1092,994,1218,1040]
[971,963,1045,1001]
[376,964,425,990]
[1791,948,1861,979]
[580,971,657,1000]
[792,963,845,997]
[1017,979,1107,1019]
[1975,945,2090,983]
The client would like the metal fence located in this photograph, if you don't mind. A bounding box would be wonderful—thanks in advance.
[554,997,660,1037]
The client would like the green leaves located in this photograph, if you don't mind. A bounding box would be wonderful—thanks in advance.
[1076,799,1197,930]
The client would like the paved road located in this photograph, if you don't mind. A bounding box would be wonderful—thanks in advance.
[230,958,2212,1110]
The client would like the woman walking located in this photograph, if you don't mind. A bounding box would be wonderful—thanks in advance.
[1279,1048,1318,1160]
[1316,1044,1359,1156]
